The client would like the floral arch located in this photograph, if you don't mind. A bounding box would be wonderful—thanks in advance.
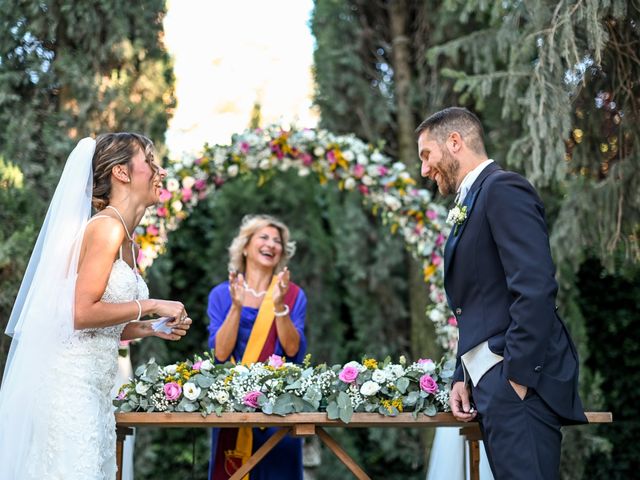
[137,125,457,354]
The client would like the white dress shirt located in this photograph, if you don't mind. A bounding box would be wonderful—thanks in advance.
[456,159,493,205]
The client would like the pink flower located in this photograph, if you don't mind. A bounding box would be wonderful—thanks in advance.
[240,142,250,154]
[243,391,262,408]
[194,179,207,191]
[419,374,439,394]
[327,150,336,164]
[426,210,438,221]
[136,249,146,265]
[435,233,445,247]
[358,185,369,195]
[164,382,182,401]
[418,358,434,366]
[146,225,159,236]
[116,389,127,400]
[156,206,168,217]
[159,189,172,202]
[194,157,203,166]
[448,316,458,326]
[378,166,388,176]
[338,366,359,383]
[431,254,442,266]
[268,354,284,368]
[301,153,313,166]
[181,188,193,202]
[353,164,365,179]
[192,360,203,371]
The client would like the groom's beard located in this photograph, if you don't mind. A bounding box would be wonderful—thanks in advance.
[437,150,460,196]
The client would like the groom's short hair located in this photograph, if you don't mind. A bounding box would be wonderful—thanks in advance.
[416,107,487,156]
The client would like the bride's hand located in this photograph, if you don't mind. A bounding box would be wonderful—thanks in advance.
[153,317,192,341]
[153,299,187,322]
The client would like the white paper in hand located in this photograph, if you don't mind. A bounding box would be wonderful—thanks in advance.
[151,316,174,335]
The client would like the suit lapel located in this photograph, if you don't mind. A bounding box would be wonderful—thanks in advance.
[444,162,502,276]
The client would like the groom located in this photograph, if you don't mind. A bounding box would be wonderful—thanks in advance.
[416,107,586,479]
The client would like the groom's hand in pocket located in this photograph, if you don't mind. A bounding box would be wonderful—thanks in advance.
[450,381,477,421]
[508,379,528,400]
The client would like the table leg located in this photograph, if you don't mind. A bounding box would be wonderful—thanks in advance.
[116,426,133,480]
[228,427,291,480]
[460,425,482,480]
[316,427,371,480]
[468,439,480,480]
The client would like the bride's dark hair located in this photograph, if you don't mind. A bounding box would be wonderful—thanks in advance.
[91,132,156,211]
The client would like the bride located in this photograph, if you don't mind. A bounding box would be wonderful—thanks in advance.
[0,133,193,479]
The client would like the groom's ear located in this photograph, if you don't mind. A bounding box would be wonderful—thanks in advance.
[447,132,463,154]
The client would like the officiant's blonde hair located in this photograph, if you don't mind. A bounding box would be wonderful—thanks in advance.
[228,214,296,274]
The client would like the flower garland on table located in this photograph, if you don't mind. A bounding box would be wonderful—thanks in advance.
[134,125,457,353]
[114,353,454,422]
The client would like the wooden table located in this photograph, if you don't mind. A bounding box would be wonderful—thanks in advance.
[115,411,612,480]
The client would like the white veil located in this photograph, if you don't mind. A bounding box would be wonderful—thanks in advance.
[0,137,96,476]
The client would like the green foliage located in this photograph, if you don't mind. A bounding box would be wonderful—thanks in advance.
[132,169,414,479]
[578,258,640,479]
[0,159,42,379]
[426,0,640,268]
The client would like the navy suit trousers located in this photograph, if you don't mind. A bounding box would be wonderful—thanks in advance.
[472,362,562,480]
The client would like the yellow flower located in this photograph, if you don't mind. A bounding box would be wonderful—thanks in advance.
[363,358,378,369]
[424,264,437,281]
[392,398,404,412]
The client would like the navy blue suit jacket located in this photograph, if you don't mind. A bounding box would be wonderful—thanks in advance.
[445,162,586,424]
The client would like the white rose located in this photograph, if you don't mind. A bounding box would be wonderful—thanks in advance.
[181,155,195,168]
[357,154,368,165]
[371,151,384,163]
[183,382,201,401]
[182,175,196,189]
[215,390,229,404]
[200,359,213,371]
[342,150,355,161]
[313,146,325,157]
[344,360,366,372]
[298,167,310,177]
[362,175,373,186]
[164,364,178,375]
[371,369,388,383]
[386,364,405,380]
[233,365,249,375]
[344,177,356,190]
[171,200,183,212]
[227,164,239,177]
[419,359,436,374]
[384,195,401,211]
[360,380,381,397]
[259,159,270,170]
[166,178,180,192]
[135,382,151,395]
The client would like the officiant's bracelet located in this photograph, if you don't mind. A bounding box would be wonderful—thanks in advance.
[133,299,142,322]
[274,304,290,317]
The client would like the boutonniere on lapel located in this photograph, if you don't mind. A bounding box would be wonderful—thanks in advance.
[446,203,467,235]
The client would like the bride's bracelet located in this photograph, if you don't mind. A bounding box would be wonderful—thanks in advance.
[274,304,290,317]
[133,299,142,322]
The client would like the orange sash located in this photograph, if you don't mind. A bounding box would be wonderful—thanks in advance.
[224,277,278,480]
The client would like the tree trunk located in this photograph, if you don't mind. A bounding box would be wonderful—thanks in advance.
[389,0,441,465]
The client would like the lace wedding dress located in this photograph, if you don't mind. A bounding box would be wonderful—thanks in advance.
[26,255,148,480]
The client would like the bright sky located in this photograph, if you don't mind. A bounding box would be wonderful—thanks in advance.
[163,0,317,157]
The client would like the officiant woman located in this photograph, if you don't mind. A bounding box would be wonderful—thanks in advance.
[207,214,307,480]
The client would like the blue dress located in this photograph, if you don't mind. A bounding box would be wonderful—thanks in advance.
[207,281,307,480]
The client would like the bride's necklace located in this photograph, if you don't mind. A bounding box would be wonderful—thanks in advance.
[243,281,267,298]
[106,205,135,242]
